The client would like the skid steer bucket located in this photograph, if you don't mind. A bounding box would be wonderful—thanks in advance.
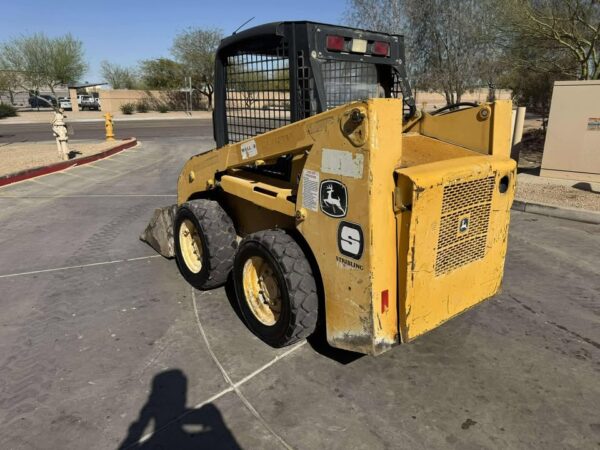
[140,205,178,258]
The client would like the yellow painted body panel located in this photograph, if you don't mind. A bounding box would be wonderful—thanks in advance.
[220,174,295,216]
[395,156,515,341]
[176,98,516,355]
[406,100,513,158]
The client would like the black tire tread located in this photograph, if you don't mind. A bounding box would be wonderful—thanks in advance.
[240,229,318,345]
[179,200,237,289]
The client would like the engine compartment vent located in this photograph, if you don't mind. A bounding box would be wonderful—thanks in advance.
[435,176,495,276]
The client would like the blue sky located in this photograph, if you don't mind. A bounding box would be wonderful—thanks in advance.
[1,0,347,81]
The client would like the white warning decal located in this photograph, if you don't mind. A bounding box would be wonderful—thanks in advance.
[240,140,257,160]
[321,148,364,179]
[302,169,319,212]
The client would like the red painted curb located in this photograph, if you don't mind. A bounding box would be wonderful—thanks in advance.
[0,138,138,188]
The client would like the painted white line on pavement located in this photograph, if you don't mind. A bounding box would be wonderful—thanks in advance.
[27,178,56,187]
[52,170,100,181]
[133,386,237,447]
[0,255,161,279]
[191,288,299,450]
[82,163,123,174]
[134,289,304,448]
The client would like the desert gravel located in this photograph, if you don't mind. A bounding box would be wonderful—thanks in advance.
[0,139,130,177]
[516,174,600,212]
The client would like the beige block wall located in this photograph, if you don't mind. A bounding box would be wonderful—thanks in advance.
[99,90,169,113]
[414,88,512,111]
[69,88,79,112]
[415,88,512,111]
[97,87,511,115]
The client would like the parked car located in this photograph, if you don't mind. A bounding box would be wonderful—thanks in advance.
[80,95,100,111]
[58,97,72,111]
[29,95,56,108]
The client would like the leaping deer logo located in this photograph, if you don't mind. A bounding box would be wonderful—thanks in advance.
[321,183,346,216]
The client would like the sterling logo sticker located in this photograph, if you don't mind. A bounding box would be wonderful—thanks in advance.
[338,221,363,260]
[320,180,347,218]
[458,217,469,233]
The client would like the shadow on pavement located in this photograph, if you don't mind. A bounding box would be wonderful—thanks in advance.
[224,274,245,324]
[306,328,364,365]
[517,166,541,176]
[118,369,241,450]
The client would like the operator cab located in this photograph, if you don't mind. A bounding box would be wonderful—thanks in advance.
[213,21,415,148]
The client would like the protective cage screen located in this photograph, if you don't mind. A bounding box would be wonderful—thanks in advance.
[322,60,380,109]
[392,70,412,117]
[225,43,291,143]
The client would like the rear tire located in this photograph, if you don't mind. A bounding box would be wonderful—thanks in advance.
[233,229,318,347]
[174,200,238,289]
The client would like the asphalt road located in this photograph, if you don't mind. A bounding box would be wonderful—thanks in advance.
[0,118,212,143]
[0,134,598,449]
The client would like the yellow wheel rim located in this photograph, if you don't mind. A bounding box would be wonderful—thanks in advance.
[242,256,282,326]
[179,219,203,274]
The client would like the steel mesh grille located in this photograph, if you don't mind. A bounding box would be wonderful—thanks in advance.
[392,70,412,117]
[321,60,380,109]
[435,176,495,276]
[296,51,314,119]
[225,43,291,143]
[392,70,402,99]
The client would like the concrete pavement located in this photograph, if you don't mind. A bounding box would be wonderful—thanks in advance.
[0,110,212,125]
[0,118,212,143]
[0,135,598,449]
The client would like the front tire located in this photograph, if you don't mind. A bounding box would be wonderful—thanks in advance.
[174,200,237,289]
[233,229,318,347]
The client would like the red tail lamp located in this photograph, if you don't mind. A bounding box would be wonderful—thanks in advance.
[326,35,345,52]
[372,41,390,56]
[381,289,389,313]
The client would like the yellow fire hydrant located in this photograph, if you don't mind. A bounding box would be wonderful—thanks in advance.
[104,113,115,141]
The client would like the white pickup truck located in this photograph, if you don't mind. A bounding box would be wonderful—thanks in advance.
[78,95,100,111]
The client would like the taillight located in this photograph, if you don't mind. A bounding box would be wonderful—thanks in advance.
[372,41,390,56]
[326,35,345,52]
[381,289,389,313]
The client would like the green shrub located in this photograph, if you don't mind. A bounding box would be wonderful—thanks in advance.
[0,104,18,119]
[136,101,149,113]
[157,104,169,113]
[120,102,135,115]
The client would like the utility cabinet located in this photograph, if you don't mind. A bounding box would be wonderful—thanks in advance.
[541,80,600,183]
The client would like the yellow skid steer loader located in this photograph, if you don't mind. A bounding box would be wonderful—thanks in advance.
[155,22,515,355]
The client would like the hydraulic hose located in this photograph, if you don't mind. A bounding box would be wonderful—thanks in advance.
[430,102,479,116]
